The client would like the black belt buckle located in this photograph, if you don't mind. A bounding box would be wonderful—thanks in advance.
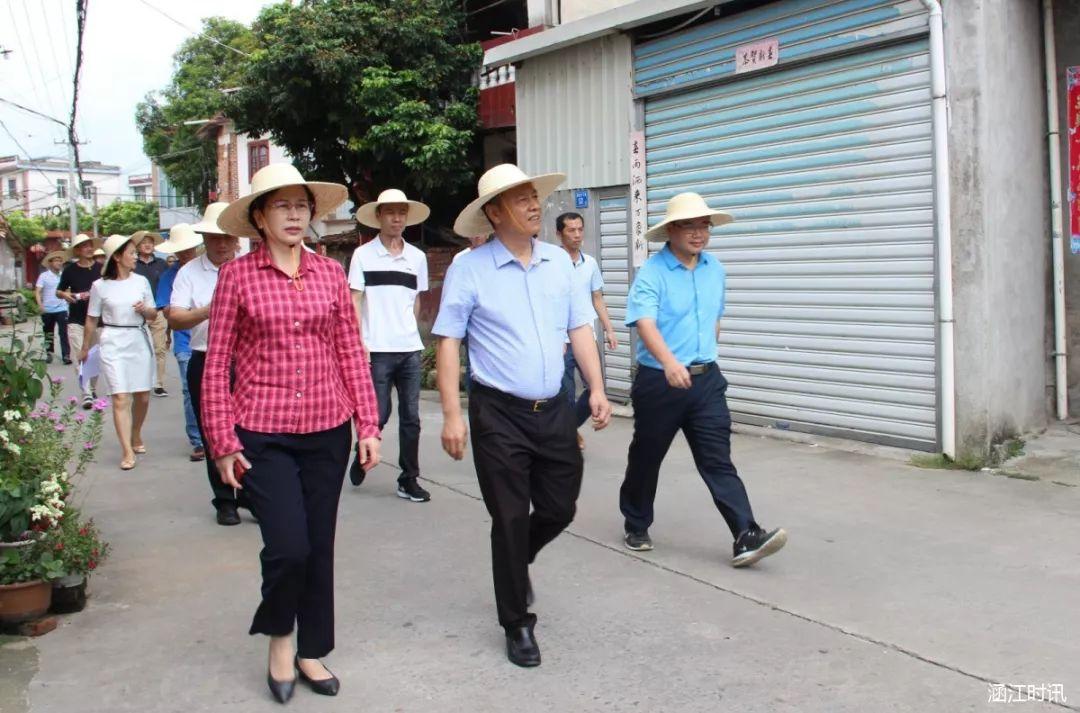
[532,399,548,412]
[688,363,710,376]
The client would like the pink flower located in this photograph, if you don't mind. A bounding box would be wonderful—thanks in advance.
[74,412,86,423]
[51,376,65,384]
[83,441,94,451]
[68,396,78,405]
[55,424,66,433]
[92,399,109,412]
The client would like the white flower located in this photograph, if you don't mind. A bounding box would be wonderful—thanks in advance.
[2,410,21,422]
[18,422,32,434]
[0,429,8,442]
[5,442,20,456]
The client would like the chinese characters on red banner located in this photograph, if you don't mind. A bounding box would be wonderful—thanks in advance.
[1068,67,1079,254]
[630,130,647,267]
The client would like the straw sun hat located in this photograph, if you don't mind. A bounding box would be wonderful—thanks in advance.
[645,192,734,242]
[218,164,348,239]
[156,224,204,255]
[102,234,135,264]
[41,249,69,267]
[453,164,565,237]
[131,229,165,247]
[356,189,430,230]
[70,233,102,250]
[191,202,231,235]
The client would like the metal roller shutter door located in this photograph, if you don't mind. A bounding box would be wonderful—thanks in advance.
[598,190,634,400]
[641,38,937,449]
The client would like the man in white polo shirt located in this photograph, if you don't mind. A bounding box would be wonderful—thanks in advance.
[167,203,243,526]
[348,189,432,502]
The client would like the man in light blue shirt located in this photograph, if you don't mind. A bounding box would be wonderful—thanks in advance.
[556,211,619,448]
[621,192,787,568]
[35,250,71,364]
[434,164,612,668]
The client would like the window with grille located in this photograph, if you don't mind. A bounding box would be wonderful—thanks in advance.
[56,179,67,199]
[248,141,270,180]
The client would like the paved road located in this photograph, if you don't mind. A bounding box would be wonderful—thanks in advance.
[2,356,1076,712]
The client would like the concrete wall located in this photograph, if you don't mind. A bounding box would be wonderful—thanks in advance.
[1053,0,1080,411]
[945,0,1051,455]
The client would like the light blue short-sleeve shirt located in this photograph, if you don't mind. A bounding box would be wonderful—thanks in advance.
[625,244,726,370]
[36,270,67,314]
[433,238,593,400]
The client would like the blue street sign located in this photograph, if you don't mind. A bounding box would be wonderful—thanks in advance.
[574,189,589,209]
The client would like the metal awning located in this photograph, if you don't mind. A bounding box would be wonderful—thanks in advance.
[483,0,726,67]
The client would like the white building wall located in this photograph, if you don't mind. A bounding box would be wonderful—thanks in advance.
[515,34,632,190]
[560,0,634,24]
[2,166,124,219]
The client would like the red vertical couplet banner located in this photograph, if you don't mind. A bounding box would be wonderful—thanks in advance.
[1068,67,1080,254]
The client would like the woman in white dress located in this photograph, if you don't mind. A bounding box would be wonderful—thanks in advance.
[79,233,158,470]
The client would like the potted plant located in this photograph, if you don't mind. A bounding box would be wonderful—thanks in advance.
[0,538,66,623]
[47,508,109,614]
[0,330,107,623]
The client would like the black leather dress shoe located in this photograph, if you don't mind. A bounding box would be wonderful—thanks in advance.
[348,459,366,487]
[505,625,541,667]
[216,504,241,526]
[295,656,340,696]
[267,671,296,704]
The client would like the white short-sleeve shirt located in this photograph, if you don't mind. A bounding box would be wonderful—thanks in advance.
[347,237,429,353]
[170,254,221,352]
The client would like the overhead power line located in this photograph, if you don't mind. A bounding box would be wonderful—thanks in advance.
[134,0,252,58]
[0,118,56,183]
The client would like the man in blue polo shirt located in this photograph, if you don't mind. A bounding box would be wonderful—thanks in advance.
[434,164,612,668]
[621,192,787,567]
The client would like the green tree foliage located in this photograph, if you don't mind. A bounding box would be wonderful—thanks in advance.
[41,205,94,234]
[1,211,47,244]
[228,0,483,230]
[135,18,256,210]
[95,201,159,236]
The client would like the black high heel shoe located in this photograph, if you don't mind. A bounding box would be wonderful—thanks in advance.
[267,670,297,704]
[295,655,340,696]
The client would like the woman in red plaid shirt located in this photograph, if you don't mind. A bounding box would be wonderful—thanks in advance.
[203,164,382,703]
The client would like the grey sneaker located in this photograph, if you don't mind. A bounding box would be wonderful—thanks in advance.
[732,527,787,568]
[624,530,653,551]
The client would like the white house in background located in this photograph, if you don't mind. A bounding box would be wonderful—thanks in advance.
[0,155,123,222]
[196,115,356,240]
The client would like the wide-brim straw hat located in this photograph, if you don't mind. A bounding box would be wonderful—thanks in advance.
[191,202,231,235]
[157,223,204,254]
[131,229,165,247]
[102,234,135,264]
[41,249,69,267]
[645,192,735,242]
[92,248,105,257]
[356,189,430,229]
[218,163,349,239]
[69,233,101,250]
[453,164,565,237]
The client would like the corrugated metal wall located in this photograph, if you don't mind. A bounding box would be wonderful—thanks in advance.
[516,34,633,189]
[635,3,936,449]
[598,189,634,398]
[634,0,929,96]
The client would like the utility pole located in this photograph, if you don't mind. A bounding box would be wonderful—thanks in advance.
[54,138,83,241]
[91,186,99,237]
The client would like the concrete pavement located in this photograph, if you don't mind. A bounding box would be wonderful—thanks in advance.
[2,355,1077,712]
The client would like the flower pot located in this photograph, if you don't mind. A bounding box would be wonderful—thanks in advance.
[0,580,53,624]
[50,574,88,614]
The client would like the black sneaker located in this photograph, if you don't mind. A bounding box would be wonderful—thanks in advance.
[624,530,653,551]
[45,353,53,364]
[397,479,430,503]
[732,526,788,568]
[153,387,168,397]
[215,504,241,526]
[81,394,94,410]
[348,459,366,487]
[62,357,72,365]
